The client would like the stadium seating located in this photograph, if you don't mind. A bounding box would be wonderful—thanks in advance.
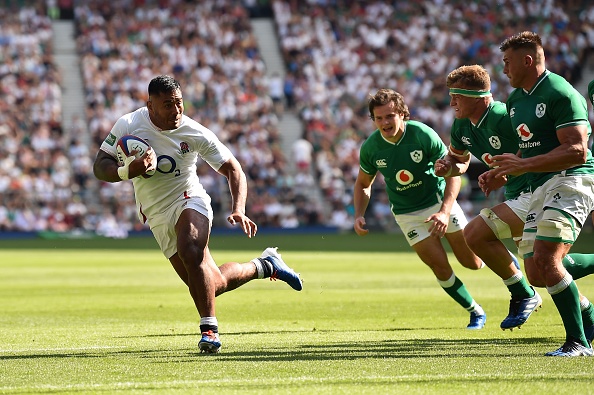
[1,1,594,234]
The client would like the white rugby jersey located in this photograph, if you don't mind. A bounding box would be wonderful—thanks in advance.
[100,107,233,225]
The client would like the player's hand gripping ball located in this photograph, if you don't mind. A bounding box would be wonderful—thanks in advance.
[116,135,156,178]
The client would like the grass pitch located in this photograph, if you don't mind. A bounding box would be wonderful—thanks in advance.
[1,233,593,394]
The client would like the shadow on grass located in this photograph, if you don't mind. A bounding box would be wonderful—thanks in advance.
[0,334,559,362]
[121,327,458,339]
[180,337,557,362]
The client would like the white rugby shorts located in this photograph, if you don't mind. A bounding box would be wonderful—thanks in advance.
[394,201,468,246]
[520,174,594,257]
[149,195,213,259]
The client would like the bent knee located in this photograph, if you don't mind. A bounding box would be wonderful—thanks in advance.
[463,225,479,248]
[177,246,206,269]
[524,261,545,287]
[459,256,483,270]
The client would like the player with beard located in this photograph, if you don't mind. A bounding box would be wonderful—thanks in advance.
[481,32,594,356]
[436,65,594,341]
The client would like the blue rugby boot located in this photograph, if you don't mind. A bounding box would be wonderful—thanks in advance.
[199,330,221,354]
[467,310,487,330]
[545,337,593,357]
[261,247,303,291]
[500,287,542,330]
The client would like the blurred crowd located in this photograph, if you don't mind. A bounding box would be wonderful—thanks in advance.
[1,0,594,235]
[0,3,87,233]
[272,0,594,231]
[75,0,323,234]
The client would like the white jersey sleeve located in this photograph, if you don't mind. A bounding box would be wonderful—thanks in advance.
[99,111,141,158]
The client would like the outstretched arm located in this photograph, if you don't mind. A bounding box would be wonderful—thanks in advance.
[217,157,257,238]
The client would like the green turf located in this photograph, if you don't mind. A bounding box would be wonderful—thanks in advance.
[1,235,594,394]
[3,228,594,252]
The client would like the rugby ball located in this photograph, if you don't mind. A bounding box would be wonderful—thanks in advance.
[116,135,156,178]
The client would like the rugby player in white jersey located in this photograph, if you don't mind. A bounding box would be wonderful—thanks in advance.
[94,75,302,354]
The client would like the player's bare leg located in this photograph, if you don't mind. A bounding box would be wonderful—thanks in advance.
[463,203,521,278]
[171,209,301,353]
[412,236,485,329]
[463,203,540,330]
[444,230,483,270]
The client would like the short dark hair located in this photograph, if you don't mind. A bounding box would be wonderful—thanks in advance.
[499,31,542,53]
[368,89,410,121]
[148,75,181,96]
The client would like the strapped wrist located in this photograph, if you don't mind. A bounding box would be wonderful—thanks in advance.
[117,166,129,180]
[117,156,136,180]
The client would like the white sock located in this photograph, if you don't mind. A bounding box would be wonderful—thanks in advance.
[503,272,523,286]
[252,258,264,279]
[581,297,591,311]
[200,316,218,327]
[436,272,456,288]
[469,302,485,316]
[547,272,573,295]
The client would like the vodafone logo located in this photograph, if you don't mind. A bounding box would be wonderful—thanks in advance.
[396,170,414,185]
[481,153,494,166]
[517,123,533,141]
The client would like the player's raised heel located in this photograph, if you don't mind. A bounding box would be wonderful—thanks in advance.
[500,287,542,331]
[261,247,303,291]
[199,330,221,354]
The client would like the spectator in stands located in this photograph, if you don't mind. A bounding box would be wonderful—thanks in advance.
[75,0,323,232]
[272,0,594,228]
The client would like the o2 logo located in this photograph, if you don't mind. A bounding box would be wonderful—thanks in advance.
[155,155,181,176]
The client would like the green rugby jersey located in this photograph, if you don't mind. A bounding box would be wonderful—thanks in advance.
[450,101,529,200]
[359,120,446,215]
[506,70,594,190]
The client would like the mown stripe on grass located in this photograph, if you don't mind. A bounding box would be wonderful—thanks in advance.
[0,345,126,354]
[1,372,593,393]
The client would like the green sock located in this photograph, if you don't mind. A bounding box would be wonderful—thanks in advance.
[505,275,534,299]
[563,254,594,280]
[550,281,588,347]
[439,275,475,310]
[582,303,594,328]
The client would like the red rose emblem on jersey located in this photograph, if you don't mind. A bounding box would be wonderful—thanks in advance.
[396,170,414,185]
